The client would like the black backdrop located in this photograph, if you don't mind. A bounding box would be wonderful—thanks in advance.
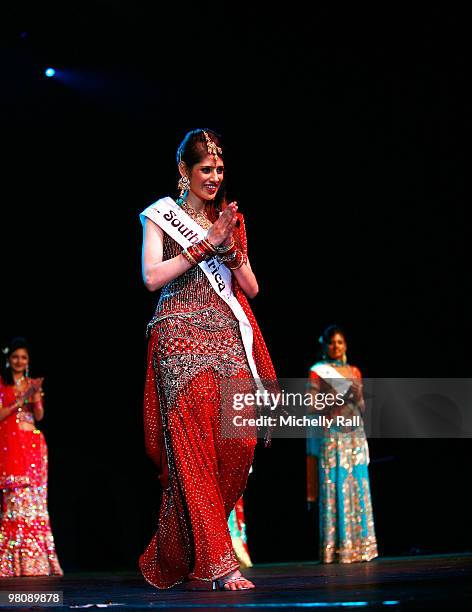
[1,3,470,570]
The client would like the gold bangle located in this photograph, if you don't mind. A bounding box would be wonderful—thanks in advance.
[226,250,245,270]
[200,238,217,254]
[181,249,197,266]
[219,249,238,263]
[228,259,244,270]
[206,232,235,254]
[215,240,235,254]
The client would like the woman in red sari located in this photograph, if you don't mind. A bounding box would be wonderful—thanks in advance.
[139,129,276,591]
[0,337,63,577]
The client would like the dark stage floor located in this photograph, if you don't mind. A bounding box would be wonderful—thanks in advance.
[0,554,471,610]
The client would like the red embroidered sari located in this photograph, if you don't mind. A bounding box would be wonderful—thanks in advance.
[139,210,277,588]
[0,380,63,577]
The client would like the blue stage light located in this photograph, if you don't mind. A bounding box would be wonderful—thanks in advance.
[45,68,56,78]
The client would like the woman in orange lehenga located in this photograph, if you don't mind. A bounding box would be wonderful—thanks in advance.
[139,129,276,591]
[0,337,63,577]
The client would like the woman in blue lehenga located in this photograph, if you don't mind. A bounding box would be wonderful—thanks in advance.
[307,325,378,563]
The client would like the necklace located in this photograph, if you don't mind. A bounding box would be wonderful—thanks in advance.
[181,200,212,230]
[325,358,348,367]
[15,375,26,386]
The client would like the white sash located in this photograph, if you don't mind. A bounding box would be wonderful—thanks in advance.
[310,362,368,464]
[140,197,262,384]
[310,363,352,395]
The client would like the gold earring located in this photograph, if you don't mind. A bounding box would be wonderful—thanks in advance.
[178,175,190,198]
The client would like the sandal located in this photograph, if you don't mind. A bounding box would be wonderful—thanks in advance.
[212,569,255,591]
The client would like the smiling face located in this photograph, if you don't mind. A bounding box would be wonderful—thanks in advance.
[326,333,347,362]
[8,348,29,376]
[182,154,224,202]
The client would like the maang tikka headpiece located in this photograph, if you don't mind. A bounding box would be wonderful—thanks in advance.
[203,131,223,163]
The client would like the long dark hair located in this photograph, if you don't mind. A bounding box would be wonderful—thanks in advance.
[176,128,227,222]
[1,337,30,385]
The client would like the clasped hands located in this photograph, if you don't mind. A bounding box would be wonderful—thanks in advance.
[14,377,44,409]
[206,202,238,248]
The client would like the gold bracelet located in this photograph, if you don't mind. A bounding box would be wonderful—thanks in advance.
[215,240,235,254]
[228,259,244,270]
[205,233,235,254]
[181,249,197,266]
[226,250,245,270]
[200,238,217,254]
